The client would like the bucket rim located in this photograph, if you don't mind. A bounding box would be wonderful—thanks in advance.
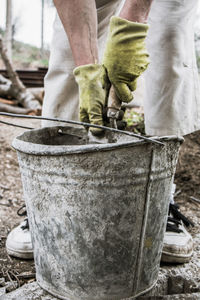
[12,127,184,156]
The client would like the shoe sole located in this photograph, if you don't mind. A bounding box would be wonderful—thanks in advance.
[7,247,34,259]
[161,250,193,263]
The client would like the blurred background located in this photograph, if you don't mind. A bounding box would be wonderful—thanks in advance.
[0,0,55,69]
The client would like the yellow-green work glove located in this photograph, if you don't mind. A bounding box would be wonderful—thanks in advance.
[103,16,149,103]
[73,64,109,135]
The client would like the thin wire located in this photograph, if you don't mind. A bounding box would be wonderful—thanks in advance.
[0,112,164,146]
[0,119,34,130]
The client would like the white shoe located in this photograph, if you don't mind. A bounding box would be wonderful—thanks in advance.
[161,203,194,263]
[6,205,33,259]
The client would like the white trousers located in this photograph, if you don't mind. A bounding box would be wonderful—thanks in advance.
[144,0,200,136]
[42,0,200,136]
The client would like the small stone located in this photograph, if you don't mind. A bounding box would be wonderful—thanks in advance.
[0,277,5,287]
[0,184,9,190]
[8,199,13,206]
[168,275,184,294]
[195,261,200,268]
[5,281,18,293]
[0,287,6,296]
[184,278,200,293]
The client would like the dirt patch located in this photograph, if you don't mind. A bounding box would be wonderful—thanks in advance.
[174,131,200,235]
[176,130,200,195]
[0,116,200,294]
[0,118,40,290]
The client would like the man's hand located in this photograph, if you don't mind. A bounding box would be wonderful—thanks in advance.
[73,64,110,135]
[103,16,149,103]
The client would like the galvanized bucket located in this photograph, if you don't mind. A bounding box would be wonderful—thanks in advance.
[12,126,183,300]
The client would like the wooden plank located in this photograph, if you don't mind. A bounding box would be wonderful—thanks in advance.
[0,69,48,88]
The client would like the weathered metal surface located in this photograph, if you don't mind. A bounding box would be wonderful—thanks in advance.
[12,126,182,300]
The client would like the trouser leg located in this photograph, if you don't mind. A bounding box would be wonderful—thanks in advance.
[144,0,200,136]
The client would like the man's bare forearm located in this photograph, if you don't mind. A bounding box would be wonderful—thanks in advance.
[53,0,98,66]
[120,0,154,23]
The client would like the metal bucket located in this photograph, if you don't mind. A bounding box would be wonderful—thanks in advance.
[12,126,183,300]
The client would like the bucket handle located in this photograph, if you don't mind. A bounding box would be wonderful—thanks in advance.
[0,112,164,146]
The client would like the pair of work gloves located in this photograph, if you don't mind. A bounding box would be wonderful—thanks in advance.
[73,16,149,135]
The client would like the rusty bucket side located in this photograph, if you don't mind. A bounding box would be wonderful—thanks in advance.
[12,126,183,300]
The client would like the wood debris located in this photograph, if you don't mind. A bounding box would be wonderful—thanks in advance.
[0,34,43,113]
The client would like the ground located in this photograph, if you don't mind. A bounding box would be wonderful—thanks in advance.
[0,34,50,70]
[0,115,200,296]
[0,118,39,292]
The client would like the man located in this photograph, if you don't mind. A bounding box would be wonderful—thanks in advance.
[6,0,199,264]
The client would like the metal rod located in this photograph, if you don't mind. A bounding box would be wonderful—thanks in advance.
[0,112,165,146]
[189,196,200,204]
[0,119,33,130]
